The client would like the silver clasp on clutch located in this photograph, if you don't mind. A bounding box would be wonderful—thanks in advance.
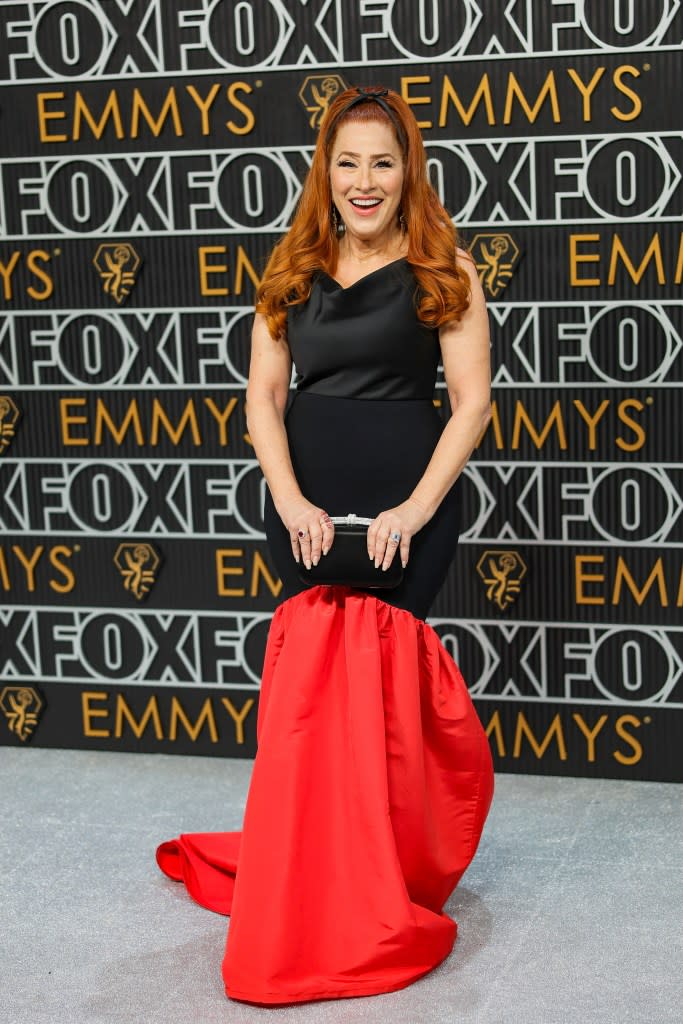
[329,514,374,526]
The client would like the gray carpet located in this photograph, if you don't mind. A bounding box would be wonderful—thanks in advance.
[1,747,681,1024]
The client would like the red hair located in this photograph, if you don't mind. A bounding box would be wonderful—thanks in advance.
[256,86,471,339]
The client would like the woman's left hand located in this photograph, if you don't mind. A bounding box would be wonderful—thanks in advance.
[367,498,430,571]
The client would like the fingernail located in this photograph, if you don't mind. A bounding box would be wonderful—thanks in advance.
[374,559,380,569]
[312,557,319,566]
[322,547,328,556]
[401,560,407,568]
[305,559,312,570]
[368,553,373,561]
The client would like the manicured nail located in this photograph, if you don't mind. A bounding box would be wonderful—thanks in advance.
[401,560,407,569]
[369,552,373,560]
[312,556,319,566]
[322,547,329,556]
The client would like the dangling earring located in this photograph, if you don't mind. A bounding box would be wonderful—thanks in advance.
[331,205,345,237]
[398,209,407,232]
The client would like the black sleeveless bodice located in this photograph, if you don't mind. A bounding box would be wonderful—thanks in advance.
[287,259,440,400]
[264,258,461,620]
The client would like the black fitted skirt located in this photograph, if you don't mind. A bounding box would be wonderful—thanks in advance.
[263,391,460,620]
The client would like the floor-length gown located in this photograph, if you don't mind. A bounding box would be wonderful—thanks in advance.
[156,258,495,1004]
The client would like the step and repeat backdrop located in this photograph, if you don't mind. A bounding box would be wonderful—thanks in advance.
[1,1,681,781]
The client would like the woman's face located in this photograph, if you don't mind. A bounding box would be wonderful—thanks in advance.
[329,119,405,246]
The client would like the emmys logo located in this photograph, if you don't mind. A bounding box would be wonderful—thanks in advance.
[114,542,161,600]
[93,243,141,304]
[0,396,20,454]
[0,686,44,741]
[469,233,521,297]
[476,550,527,610]
[299,74,346,129]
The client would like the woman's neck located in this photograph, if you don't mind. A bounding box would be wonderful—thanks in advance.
[339,231,406,264]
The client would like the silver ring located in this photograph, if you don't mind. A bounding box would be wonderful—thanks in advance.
[389,531,401,543]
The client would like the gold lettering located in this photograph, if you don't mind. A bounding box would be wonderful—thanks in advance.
[611,65,642,122]
[478,400,504,449]
[570,233,601,286]
[0,549,9,591]
[572,713,608,762]
[511,400,567,450]
[566,67,605,121]
[216,548,245,597]
[0,251,21,300]
[37,91,67,142]
[575,555,605,606]
[185,83,221,135]
[198,245,229,296]
[250,551,283,598]
[226,82,255,135]
[608,233,665,286]
[573,398,610,450]
[613,714,643,765]
[234,245,261,294]
[439,73,494,127]
[503,71,560,125]
[60,397,89,446]
[150,399,201,446]
[94,398,144,446]
[513,712,567,760]
[115,694,163,739]
[169,697,218,743]
[612,557,668,607]
[130,87,182,138]
[617,398,646,452]
[204,397,239,446]
[400,75,432,128]
[12,545,43,591]
[82,691,110,738]
[26,250,53,300]
[220,697,255,745]
[49,546,75,593]
[73,89,124,140]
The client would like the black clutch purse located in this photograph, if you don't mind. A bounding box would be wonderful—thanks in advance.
[296,514,403,590]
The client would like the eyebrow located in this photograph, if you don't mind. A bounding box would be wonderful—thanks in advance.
[336,151,397,159]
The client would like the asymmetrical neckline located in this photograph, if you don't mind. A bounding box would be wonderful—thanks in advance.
[319,257,409,292]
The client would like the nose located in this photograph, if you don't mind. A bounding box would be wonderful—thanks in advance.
[358,164,374,191]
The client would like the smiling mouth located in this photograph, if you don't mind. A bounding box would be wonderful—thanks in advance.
[349,198,383,209]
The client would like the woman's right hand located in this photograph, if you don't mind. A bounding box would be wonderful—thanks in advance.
[279,498,335,569]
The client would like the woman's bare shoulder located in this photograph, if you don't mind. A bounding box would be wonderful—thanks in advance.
[456,244,474,264]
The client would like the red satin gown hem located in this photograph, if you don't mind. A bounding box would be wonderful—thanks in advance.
[225,954,452,1005]
[156,585,494,1005]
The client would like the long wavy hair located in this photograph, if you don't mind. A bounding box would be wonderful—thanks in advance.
[256,86,471,339]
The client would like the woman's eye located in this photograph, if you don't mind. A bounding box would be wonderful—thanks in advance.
[376,160,393,169]
[337,160,355,168]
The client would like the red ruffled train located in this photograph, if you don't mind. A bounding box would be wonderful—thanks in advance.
[156,586,494,1005]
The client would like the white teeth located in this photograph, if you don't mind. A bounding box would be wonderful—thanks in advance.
[350,198,381,207]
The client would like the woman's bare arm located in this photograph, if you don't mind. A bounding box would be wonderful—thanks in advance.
[411,251,491,515]
[246,314,333,568]
[368,252,491,569]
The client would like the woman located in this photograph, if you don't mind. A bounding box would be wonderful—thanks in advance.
[157,86,494,1005]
